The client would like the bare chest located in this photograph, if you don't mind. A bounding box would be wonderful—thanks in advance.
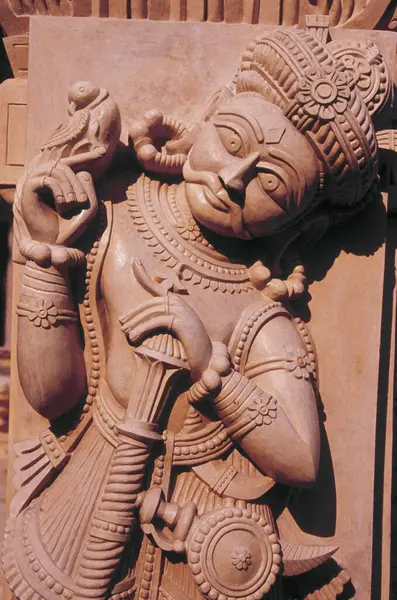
[99,184,262,407]
[101,208,259,344]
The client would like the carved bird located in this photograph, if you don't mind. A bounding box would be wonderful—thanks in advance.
[39,80,121,179]
[12,81,121,267]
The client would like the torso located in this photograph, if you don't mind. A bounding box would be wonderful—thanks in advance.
[100,174,264,409]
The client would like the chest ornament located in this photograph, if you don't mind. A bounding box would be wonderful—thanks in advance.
[127,175,254,294]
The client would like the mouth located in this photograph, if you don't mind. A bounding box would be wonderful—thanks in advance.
[203,185,230,212]
[204,182,252,239]
[183,159,252,239]
[183,159,232,213]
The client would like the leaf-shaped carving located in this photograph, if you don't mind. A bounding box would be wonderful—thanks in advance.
[282,541,338,576]
[10,434,69,517]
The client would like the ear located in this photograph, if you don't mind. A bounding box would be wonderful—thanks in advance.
[327,40,391,120]
[164,122,204,157]
[129,110,190,175]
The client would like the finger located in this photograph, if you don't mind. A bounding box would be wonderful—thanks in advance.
[9,0,24,16]
[27,161,59,179]
[127,315,174,345]
[24,175,48,193]
[76,171,94,204]
[57,163,89,204]
[21,0,36,15]
[55,170,99,246]
[34,0,49,14]
[46,0,62,14]
[27,162,89,205]
[119,298,169,335]
[51,168,79,205]
[40,176,66,206]
[25,175,65,205]
[122,303,169,334]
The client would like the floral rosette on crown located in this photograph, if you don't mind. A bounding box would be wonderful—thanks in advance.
[296,65,353,121]
[339,50,375,91]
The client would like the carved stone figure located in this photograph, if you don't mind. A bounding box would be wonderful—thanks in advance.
[1,23,392,600]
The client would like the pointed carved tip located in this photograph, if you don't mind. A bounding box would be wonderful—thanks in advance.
[281,541,339,576]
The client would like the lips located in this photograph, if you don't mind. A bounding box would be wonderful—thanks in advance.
[183,159,232,212]
[203,185,230,212]
[183,159,251,239]
[204,183,252,239]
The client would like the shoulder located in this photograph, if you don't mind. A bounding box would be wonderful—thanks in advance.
[229,298,316,378]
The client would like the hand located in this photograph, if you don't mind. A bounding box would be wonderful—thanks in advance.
[120,294,231,382]
[14,160,98,266]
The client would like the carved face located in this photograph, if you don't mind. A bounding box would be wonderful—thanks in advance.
[183,95,321,238]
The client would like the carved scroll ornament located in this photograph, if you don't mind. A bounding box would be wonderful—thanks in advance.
[2,20,391,600]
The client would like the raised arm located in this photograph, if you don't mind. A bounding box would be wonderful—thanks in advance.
[12,81,121,420]
[13,162,99,420]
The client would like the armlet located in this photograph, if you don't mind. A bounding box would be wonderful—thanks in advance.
[229,300,316,380]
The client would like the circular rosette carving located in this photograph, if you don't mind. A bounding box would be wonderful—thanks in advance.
[187,507,281,600]
[327,40,391,118]
[247,392,277,426]
[296,65,352,121]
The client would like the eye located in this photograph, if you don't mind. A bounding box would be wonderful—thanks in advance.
[216,126,245,157]
[257,169,290,212]
[258,172,280,193]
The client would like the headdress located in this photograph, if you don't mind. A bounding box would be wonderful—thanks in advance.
[234,28,390,208]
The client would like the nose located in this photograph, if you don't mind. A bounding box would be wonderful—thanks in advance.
[219,152,260,193]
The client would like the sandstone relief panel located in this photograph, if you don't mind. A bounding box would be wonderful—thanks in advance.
[1,15,396,600]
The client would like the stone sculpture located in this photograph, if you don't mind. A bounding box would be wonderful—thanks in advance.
[1,22,392,600]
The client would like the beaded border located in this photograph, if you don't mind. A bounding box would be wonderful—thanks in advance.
[188,507,281,600]
[230,302,286,371]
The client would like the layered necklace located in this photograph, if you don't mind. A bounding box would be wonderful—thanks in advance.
[127,175,255,295]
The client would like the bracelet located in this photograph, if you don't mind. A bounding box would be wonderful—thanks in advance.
[17,298,78,328]
[187,361,278,443]
[21,262,69,296]
[213,371,278,441]
[17,262,78,328]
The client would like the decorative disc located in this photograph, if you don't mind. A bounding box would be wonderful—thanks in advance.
[187,507,281,600]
